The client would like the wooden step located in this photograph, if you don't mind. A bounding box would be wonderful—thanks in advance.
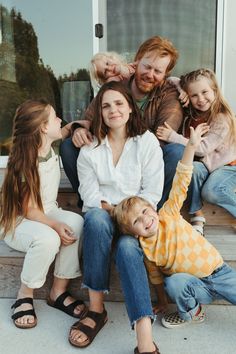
[0,226,235,303]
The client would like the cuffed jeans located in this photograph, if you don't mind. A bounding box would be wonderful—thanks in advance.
[201,165,236,217]
[82,208,154,327]
[164,263,236,321]
[188,162,236,217]
[4,208,84,288]
[157,143,236,217]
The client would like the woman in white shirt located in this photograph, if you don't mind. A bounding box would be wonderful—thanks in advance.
[69,81,164,354]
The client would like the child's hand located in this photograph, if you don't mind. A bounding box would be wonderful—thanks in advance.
[178,89,189,107]
[189,123,210,147]
[53,222,77,246]
[156,122,173,141]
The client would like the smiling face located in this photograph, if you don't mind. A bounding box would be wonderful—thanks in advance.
[187,77,215,112]
[134,52,171,95]
[101,89,132,131]
[127,200,159,238]
[95,56,121,82]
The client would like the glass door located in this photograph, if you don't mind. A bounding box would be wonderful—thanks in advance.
[97,0,218,77]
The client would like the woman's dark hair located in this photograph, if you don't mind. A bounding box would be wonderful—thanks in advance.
[91,81,147,145]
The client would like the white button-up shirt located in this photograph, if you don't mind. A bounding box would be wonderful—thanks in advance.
[77,130,164,211]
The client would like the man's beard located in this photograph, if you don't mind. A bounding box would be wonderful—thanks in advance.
[135,73,156,94]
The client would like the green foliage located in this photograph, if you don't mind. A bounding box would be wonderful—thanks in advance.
[0,6,61,151]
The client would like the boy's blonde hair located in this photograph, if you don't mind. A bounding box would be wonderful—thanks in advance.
[89,51,126,89]
[112,196,152,236]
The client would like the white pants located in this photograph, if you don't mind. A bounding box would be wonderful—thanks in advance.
[4,208,84,289]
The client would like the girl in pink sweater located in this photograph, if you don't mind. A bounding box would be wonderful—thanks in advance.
[157,68,236,234]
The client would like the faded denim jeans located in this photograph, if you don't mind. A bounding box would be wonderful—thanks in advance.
[164,263,236,321]
[82,208,154,327]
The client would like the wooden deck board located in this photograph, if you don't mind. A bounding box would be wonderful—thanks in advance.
[0,225,236,301]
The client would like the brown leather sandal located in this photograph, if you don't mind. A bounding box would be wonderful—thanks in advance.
[69,308,108,348]
[47,291,88,319]
[11,297,37,329]
[134,342,161,354]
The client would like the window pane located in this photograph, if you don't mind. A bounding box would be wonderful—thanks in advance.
[107,0,217,75]
[0,0,93,155]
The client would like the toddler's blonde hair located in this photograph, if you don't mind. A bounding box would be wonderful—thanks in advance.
[89,51,127,90]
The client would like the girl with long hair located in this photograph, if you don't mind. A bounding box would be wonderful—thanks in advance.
[157,68,236,234]
[0,99,87,329]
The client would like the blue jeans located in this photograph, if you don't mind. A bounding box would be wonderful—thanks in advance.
[59,138,82,207]
[82,208,154,327]
[187,161,209,214]
[157,143,185,209]
[60,137,80,193]
[201,165,236,217]
[187,162,236,217]
[164,263,236,321]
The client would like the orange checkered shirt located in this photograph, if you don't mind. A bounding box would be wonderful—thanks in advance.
[140,161,223,285]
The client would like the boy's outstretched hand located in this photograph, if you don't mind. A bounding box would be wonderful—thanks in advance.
[181,123,209,166]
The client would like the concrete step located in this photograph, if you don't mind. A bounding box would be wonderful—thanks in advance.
[0,226,235,303]
[1,300,236,354]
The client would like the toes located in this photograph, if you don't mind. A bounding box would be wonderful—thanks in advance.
[70,330,88,343]
[74,304,85,316]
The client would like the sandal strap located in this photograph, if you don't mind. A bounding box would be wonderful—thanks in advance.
[190,216,206,223]
[71,308,107,330]
[71,321,96,338]
[53,291,71,306]
[85,309,107,322]
[11,297,34,309]
[12,308,36,321]
[134,342,160,354]
[54,291,84,309]
[65,299,85,312]
[70,308,107,347]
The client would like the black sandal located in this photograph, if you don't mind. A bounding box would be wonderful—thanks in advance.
[11,297,37,329]
[47,291,88,319]
[134,342,161,354]
[69,308,108,348]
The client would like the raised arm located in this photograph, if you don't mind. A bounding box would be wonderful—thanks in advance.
[161,125,207,216]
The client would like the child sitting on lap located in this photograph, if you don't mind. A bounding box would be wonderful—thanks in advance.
[112,124,236,329]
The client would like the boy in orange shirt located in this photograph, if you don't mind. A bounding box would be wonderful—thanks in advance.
[112,124,236,329]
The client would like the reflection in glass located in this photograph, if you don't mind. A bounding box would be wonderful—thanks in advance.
[62,81,93,123]
[0,1,93,155]
[0,5,16,82]
[107,0,217,76]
